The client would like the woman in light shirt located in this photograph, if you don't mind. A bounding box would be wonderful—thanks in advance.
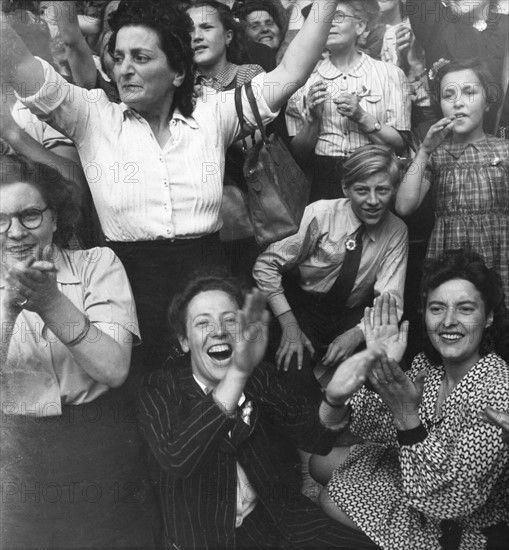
[1,0,342,371]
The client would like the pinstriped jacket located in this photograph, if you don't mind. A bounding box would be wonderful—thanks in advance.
[138,361,339,550]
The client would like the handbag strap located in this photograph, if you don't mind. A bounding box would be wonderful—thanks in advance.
[234,84,250,151]
[245,80,268,142]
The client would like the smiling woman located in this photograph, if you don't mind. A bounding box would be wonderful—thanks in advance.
[137,271,381,549]
[0,155,160,548]
[313,249,509,549]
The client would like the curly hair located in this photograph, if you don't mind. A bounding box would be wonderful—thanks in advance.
[0,154,81,248]
[108,1,196,117]
[188,0,252,66]
[420,249,508,362]
[431,57,499,116]
[168,269,247,339]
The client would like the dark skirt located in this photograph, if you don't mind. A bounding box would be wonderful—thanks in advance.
[0,388,161,549]
[108,233,225,372]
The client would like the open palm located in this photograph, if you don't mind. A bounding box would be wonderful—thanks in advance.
[364,293,408,363]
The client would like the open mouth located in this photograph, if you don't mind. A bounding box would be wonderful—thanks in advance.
[7,244,36,256]
[207,343,233,363]
[454,113,468,119]
[438,332,464,342]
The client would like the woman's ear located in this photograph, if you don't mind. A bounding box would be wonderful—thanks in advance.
[177,334,189,353]
[225,29,233,47]
[485,312,494,329]
[173,71,186,89]
[356,19,367,37]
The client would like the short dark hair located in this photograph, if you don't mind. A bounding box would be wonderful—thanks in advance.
[168,270,247,338]
[342,144,401,188]
[187,1,250,65]
[420,249,508,361]
[108,1,196,117]
[0,154,81,248]
[432,57,499,114]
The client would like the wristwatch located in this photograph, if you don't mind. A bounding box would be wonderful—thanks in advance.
[364,119,382,134]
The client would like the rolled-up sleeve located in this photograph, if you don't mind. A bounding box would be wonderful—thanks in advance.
[18,57,118,146]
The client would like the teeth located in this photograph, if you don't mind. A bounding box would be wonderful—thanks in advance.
[208,344,230,354]
[440,333,463,341]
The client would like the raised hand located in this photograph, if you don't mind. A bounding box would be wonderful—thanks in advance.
[1,246,58,315]
[368,354,426,430]
[421,116,456,155]
[333,92,363,121]
[364,293,408,363]
[304,80,327,122]
[231,288,270,378]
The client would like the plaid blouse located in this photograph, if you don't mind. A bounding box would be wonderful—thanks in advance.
[424,135,509,309]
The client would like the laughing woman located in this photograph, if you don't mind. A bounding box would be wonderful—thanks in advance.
[0,155,160,548]
[312,250,509,549]
[1,0,342,371]
[138,272,381,549]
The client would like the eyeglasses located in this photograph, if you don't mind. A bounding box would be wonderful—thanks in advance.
[332,11,361,24]
[0,206,52,234]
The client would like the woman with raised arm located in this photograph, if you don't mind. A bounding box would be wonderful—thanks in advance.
[138,270,381,549]
[0,0,342,371]
[313,249,509,549]
[0,155,160,548]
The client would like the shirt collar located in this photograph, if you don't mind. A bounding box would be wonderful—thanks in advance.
[120,103,199,129]
[316,52,365,80]
[192,373,246,405]
[442,135,490,159]
[195,62,238,91]
[345,201,379,242]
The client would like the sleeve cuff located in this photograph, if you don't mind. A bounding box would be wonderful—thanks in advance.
[397,423,428,446]
[268,293,292,318]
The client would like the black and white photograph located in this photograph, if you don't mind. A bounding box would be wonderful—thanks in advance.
[1,0,508,548]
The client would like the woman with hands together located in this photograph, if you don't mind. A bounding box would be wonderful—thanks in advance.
[315,249,509,550]
[0,155,160,549]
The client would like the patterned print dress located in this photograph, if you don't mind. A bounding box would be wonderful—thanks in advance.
[326,353,509,550]
[423,136,509,309]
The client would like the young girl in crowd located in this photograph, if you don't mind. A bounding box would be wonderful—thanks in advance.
[396,58,509,312]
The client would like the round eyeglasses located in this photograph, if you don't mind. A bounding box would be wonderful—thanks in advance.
[332,11,361,24]
[0,206,52,234]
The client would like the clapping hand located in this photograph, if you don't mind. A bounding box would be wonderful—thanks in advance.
[1,247,58,315]
[365,292,408,363]
[232,289,270,378]
[303,80,327,123]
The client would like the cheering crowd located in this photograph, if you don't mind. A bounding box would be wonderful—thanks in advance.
[0,1,508,548]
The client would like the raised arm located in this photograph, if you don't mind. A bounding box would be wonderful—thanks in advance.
[396,116,455,216]
[0,11,45,98]
[263,0,340,112]
[46,1,98,89]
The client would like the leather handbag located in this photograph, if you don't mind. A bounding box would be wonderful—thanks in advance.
[220,81,310,248]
